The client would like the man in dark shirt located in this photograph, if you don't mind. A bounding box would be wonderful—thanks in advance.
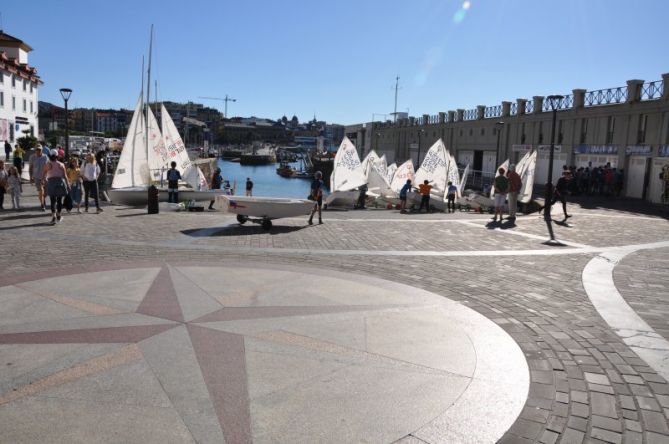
[166,161,182,203]
[551,171,571,220]
[208,168,223,210]
[492,167,509,222]
[4,140,11,161]
[308,171,323,225]
[245,177,254,196]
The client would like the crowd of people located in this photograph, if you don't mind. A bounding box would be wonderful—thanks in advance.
[1,140,105,224]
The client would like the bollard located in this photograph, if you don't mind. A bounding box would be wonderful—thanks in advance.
[147,185,159,214]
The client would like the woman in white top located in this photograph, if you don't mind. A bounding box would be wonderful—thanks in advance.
[44,149,70,225]
[81,153,102,213]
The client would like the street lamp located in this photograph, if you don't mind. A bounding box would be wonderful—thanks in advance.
[59,88,72,158]
[417,129,426,165]
[544,94,564,245]
[494,120,505,168]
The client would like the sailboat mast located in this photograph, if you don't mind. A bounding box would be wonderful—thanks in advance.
[145,24,154,167]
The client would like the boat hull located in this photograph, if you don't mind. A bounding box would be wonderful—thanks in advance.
[109,187,226,207]
[215,195,313,219]
[240,154,276,165]
[324,191,359,208]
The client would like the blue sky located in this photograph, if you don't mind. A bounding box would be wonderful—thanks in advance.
[4,0,668,124]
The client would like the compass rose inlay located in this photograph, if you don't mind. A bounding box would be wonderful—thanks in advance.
[0,263,528,443]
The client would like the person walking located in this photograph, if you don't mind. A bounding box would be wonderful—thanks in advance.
[6,166,22,209]
[245,177,254,196]
[308,171,324,225]
[355,183,368,209]
[0,160,7,209]
[399,179,411,213]
[418,180,432,213]
[208,167,223,210]
[44,149,70,225]
[66,157,83,213]
[446,181,458,213]
[12,145,24,176]
[29,146,48,211]
[492,167,508,223]
[166,161,181,203]
[551,170,571,220]
[4,140,11,161]
[82,153,103,213]
[506,164,522,221]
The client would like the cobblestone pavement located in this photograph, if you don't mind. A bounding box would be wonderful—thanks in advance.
[2,189,669,443]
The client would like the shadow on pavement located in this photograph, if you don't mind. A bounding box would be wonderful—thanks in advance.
[0,213,51,221]
[182,224,305,237]
[0,221,53,230]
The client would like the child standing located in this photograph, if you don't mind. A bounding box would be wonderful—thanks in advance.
[7,166,22,209]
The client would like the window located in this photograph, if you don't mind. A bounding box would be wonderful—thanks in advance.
[30,101,33,113]
[12,76,16,88]
[459,129,463,137]
[580,118,588,144]
[557,120,563,144]
[469,128,473,136]
[23,79,27,91]
[0,92,3,107]
[480,128,485,136]
[537,121,543,144]
[30,83,33,93]
[0,73,3,84]
[606,116,615,144]
[23,99,27,112]
[637,114,647,144]
[12,96,15,111]
[520,122,526,144]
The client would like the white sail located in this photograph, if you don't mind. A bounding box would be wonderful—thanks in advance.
[516,150,538,203]
[414,139,448,193]
[367,162,395,198]
[446,153,461,198]
[490,159,509,197]
[112,94,148,189]
[459,163,470,194]
[330,137,367,192]
[386,163,397,184]
[361,150,380,178]
[390,159,415,193]
[146,106,167,182]
[161,104,198,189]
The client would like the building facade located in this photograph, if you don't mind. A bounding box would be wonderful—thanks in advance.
[367,73,669,203]
[0,31,42,144]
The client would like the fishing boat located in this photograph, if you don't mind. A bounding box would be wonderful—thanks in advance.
[324,137,367,208]
[215,195,314,230]
[276,160,296,177]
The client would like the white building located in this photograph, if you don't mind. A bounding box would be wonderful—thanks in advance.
[0,31,42,145]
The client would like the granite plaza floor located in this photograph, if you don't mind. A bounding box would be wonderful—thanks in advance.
[0,189,668,443]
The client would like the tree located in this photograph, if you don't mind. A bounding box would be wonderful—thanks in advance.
[17,131,38,151]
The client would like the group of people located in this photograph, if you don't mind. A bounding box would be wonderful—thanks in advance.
[564,164,623,197]
[202,167,253,210]
[1,141,104,224]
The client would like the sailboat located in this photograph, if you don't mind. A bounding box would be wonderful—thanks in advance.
[514,149,538,203]
[324,137,367,208]
[108,29,223,207]
[409,139,449,210]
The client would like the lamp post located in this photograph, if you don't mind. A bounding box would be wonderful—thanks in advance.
[494,120,505,168]
[417,129,425,166]
[59,88,72,159]
[544,94,564,245]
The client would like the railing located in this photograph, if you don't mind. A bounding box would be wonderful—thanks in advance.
[414,116,424,126]
[541,94,574,112]
[584,86,628,106]
[428,114,440,124]
[484,105,502,118]
[641,80,664,101]
[463,108,478,121]
[524,101,534,114]
[510,102,518,116]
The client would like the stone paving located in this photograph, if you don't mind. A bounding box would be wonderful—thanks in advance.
[1,189,669,443]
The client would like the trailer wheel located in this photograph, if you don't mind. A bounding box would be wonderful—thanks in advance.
[237,214,248,224]
[261,219,272,230]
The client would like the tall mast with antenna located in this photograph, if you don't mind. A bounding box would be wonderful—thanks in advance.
[393,75,400,123]
[145,25,153,164]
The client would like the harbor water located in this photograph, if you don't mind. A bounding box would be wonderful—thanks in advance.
[216,159,316,199]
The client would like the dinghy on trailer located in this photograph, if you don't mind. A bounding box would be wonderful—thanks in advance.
[215,195,313,230]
